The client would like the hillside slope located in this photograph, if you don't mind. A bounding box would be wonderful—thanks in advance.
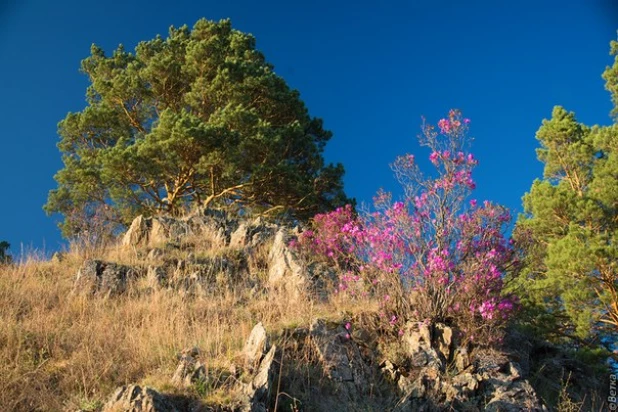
[0,208,606,411]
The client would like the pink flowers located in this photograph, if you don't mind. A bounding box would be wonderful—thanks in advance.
[438,118,451,134]
[479,300,496,319]
[301,110,517,343]
[429,151,439,164]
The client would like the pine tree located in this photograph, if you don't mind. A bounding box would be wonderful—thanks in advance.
[45,19,350,237]
[511,38,618,341]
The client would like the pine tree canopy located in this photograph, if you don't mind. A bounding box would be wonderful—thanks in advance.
[511,39,618,341]
[45,19,350,237]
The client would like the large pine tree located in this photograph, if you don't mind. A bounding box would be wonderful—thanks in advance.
[511,38,618,342]
[45,19,349,237]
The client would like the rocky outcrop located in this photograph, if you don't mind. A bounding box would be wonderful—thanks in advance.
[102,385,179,412]
[308,319,372,399]
[484,366,544,411]
[385,321,547,411]
[100,311,548,412]
[230,218,276,249]
[118,210,310,298]
[238,323,277,412]
[122,215,150,247]
[73,259,140,297]
[267,230,306,298]
[122,209,236,250]
[243,322,269,370]
[106,211,551,410]
[104,323,277,411]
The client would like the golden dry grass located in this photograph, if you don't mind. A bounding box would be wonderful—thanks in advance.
[0,239,369,411]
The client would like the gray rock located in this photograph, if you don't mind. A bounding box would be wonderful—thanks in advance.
[169,253,248,296]
[309,319,370,398]
[243,323,269,371]
[103,384,179,412]
[73,260,140,297]
[402,322,443,371]
[381,359,399,381]
[122,215,150,247]
[171,347,206,387]
[444,372,481,402]
[403,322,432,354]
[149,218,169,246]
[453,346,471,372]
[230,220,276,249]
[433,323,453,361]
[230,223,252,248]
[267,230,306,298]
[238,323,277,412]
[243,345,276,411]
[196,208,238,245]
[483,361,546,411]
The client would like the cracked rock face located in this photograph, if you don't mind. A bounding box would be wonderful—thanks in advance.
[386,322,548,411]
[122,215,150,247]
[243,323,269,371]
[102,385,179,412]
[308,319,371,398]
[230,219,276,249]
[267,230,306,298]
[122,209,233,250]
[73,260,140,297]
[238,323,277,412]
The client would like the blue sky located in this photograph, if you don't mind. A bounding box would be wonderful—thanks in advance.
[0,0,616,257]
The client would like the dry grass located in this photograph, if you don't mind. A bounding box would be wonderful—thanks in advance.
[0,237,370,411]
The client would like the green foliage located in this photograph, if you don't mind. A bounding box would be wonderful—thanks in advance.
[45,19,349,238]
[603,36,618,120]
[0,241,11,264]
[510,58,618,342]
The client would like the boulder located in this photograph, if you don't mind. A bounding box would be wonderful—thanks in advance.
[267,230,306,297]
[230,223,251,249]
[241,345,276,412]
[433,323,453,361]
[243,323,269,371]
[169,253,249,296]
[191,208,236,247]
[103,385,179,412]
[402,322,443,371]
[73,260,140,297]
[444,372,481,402]
[238,323,277,412]
[122,215,150,247]
[149,218,169,246]
[230,219,276,249]
[483,361,546,411]
[308,319,371,398]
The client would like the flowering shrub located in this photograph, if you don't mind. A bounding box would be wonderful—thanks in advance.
[298,204,360,268]
[300,110,517,344]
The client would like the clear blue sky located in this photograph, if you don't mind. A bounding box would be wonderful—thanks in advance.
[0,0,616,257]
